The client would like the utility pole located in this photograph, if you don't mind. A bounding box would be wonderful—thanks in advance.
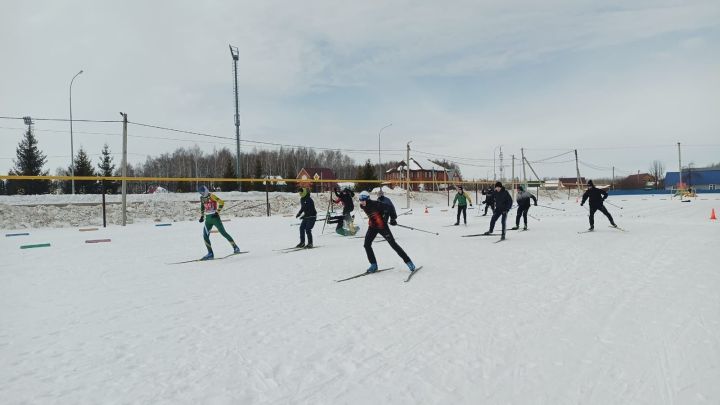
[229,45,242,192]
[574,149,582,197]
[406,141,411,209]
[511,154,516,200]
[521,148,527,185]
[120,112,128,226]
[677,142,682,190]
[378,123,392,182]
[612,166,615,190]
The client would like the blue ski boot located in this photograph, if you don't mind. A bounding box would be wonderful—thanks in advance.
[366,263,378,273]
[406,261,416,272]
[200,252,214,261]
[233,245,241,254]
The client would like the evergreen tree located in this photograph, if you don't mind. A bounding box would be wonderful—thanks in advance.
[221,159,237,191]
[97,144,117,193]
[7,127,50,195]
[355,159,379,192]
[72,147,97,194]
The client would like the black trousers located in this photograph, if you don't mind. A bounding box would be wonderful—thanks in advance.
[589,205,614,227]
[515,205,530,227]
[299,217,315,244]
[489,210,508,235]
[364,226,411,264]
[483,202,494,215]
[456,205,467,224]
[337,208,353,230]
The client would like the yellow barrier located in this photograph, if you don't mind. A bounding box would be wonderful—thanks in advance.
[0,175,497,186]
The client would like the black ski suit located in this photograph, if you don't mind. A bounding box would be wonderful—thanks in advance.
[515,190,537,228]
[488,187,513,236]
[482,188,495,215]
[360,199,411,265]
[334,189,355,230]
[296,194,317,245]
[581,187,615,228]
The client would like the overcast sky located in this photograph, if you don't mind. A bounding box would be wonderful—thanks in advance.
[1,0,719,179]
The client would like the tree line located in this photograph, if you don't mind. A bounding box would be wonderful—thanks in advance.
[1,127,401,195]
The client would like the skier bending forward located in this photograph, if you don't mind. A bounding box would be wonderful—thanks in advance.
[358,190,416,273]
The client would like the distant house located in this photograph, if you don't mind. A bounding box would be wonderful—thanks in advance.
[558,177,586,189]
[297,167,337,192]
[384,158,456,191]
[665,167,720,191]
[616,173,655,189]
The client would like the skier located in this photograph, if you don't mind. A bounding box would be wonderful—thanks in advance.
[580,180,617,231]
[482,186,495,216]
[377,188,397,217]
[512,185,537,230]
[295,187,317,248]
[482,181,513,240]
[333,186,355,232]
[451,185,473,225]
[198,185,240,260]
[358,190,416,273]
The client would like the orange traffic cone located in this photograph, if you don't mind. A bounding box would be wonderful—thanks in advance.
[711,208,717,220]
[424,206,429,214]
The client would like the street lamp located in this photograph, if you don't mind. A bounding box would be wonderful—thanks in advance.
[69,69,83,195]
[378,123,392,181]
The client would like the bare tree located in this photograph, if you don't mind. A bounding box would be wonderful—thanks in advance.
[649,160,665,189]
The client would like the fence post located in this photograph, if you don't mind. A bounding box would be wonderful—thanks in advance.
[265,182,270,217]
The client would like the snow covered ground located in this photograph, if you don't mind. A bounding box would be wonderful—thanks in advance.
[1,194,719,404]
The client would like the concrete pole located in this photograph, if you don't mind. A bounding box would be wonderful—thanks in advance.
[120,112,128,226]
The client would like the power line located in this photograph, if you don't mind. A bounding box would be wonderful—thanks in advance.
[0,116,122,123]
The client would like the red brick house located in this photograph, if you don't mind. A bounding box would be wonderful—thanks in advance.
[384,158,456,191]
[558,177,586,189]
[297,167,337,192]
[616,173,655,189]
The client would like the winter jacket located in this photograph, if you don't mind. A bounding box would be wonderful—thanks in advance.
[200,193,224,216]
[361,199,395,229]
[482,189,495,204]
[581,187,608,208]
[493,187,513,212]
[453,192,472,207]
[516,191,537,208]
[296,195,317,218]
[334,189,355,212]
[377,195,397,219]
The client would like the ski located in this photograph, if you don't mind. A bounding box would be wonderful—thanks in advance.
[609,226,628,232]
[403,266,424,282]
[281,246,321,253]
[273,246,304,252]
[493,238,506,244]
[577,230,594,234]
[336,267,394,282]
[462,233,499,237]
[168,251,249,265]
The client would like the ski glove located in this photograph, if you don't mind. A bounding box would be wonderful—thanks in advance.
[452,205,455,208]
[390,218,397,226]
[199,216,204,223]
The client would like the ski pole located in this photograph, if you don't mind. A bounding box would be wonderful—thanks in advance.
[605,200,624,209]
[395,224,439,235]
[528,214,540,221]
[536,204,565,211]
[398,209,413,216]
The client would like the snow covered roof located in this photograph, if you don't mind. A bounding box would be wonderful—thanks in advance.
[386,158,451,173]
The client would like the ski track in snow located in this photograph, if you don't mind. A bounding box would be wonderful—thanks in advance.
[1,194,719,404]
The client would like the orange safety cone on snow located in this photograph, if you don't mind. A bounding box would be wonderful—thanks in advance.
[424,206,429,214]
[711,208,717,220]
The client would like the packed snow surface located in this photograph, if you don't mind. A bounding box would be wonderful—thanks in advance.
[1,194,719,404]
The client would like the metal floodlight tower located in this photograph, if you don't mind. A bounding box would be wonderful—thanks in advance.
[229,44,242,192]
